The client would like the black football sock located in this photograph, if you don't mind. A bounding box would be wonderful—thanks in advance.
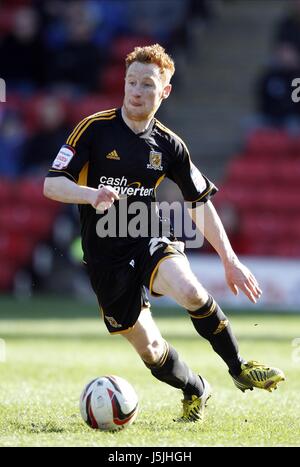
[188,295,245,376]
[144,341,204,397]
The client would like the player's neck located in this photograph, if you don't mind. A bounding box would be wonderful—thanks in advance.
[121,107,154,134]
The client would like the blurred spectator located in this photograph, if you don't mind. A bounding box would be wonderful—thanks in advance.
[21,96,69,175]
[275,0,300,57]
[92,0,131,48]
[0,6,45,92]
[46,1,103,92]
[187,0,218,25]
[256,44,300,129]
[127,0,188,49]
[0,110,25,177]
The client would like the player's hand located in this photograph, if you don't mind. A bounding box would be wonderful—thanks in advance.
[90,186,119,212]
[224,258,262,303]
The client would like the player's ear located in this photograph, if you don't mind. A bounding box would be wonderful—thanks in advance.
[162,83,172,100]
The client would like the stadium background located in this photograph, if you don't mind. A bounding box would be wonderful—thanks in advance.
[0,0,300,447]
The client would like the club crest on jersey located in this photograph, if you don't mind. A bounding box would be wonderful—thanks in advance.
[147,151,163,171]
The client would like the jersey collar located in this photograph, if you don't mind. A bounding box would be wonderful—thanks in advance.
[117,108,155,138]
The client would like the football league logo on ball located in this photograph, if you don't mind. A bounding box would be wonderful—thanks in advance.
[80,375,139,431]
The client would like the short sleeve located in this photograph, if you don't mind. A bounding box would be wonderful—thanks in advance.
[166,143,218,206]
[46,118,94,183]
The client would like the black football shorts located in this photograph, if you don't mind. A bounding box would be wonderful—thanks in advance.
[85,237,186,334]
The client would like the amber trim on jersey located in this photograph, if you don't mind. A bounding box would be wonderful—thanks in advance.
[154,174,165,190]
[66,108,116,146]
[78,162,89,186]
[48,169,77,182]
[187,185,214,203]
[66,109,116,146]
[66,109,117,147]
[73,114,117,147]
[155,120,190,154]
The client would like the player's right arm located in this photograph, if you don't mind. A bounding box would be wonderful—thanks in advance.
[43,114,119,210]
[43,177,119,210]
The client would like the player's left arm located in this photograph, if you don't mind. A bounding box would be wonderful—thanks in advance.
[166,138,261,303]
[188,201,262,303]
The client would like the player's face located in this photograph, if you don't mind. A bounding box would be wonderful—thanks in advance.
[123,62,172,122]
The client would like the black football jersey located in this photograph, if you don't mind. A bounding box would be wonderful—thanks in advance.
[46,108,218,266]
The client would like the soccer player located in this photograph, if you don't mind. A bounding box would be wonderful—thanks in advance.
[44,44,285,422]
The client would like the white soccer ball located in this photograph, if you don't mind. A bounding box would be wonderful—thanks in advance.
[79,375,139,431]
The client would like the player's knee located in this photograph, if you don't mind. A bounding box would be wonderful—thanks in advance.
[180,283,208,310]
[139,340,163,365]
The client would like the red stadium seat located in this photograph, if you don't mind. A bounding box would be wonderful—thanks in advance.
[227,157,300,186]
[0,7,15,35]
[220,128,300,257]
[274,241,300,258]
[16,178,61,212]
[259,189,300,212]
[278,160,300,184]
[67,95,121,126]
[218,185,262,210]
[241,214,289,240]
[0,175,62,289]
[110,36,154,63]
[0,205,55,239]
[101,64,126,97]
[221,187,300,212]
[21,94,48,133]
[0,179,17,205]
[289,136,300,156]
[22,94,70,133]
[290,218,300,238]
[0,232,34,263]
[245,242,273,257]
[246,130,291,158]
[227,158,272,184]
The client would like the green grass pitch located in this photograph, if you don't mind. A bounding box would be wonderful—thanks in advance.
[0,296,299,447]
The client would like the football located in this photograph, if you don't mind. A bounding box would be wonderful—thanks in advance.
[79,375,139,431]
